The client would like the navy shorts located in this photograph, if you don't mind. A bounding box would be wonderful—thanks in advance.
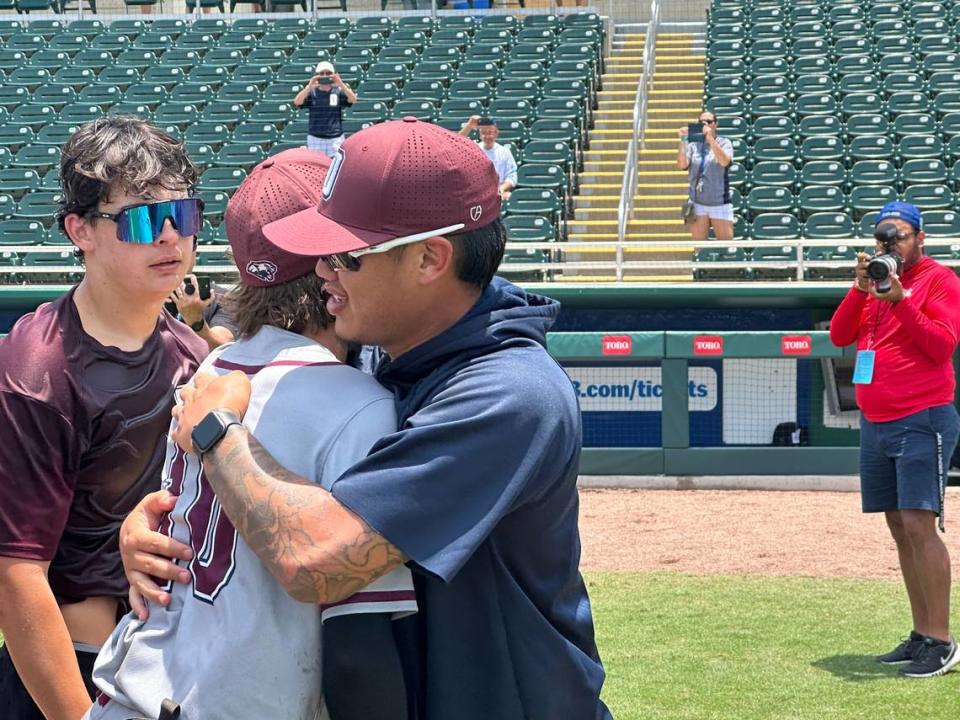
[860,404,960,519]
[0,643,98,719]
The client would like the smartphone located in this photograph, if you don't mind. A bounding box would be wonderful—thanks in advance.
[317,76,334,85]
[196,276,211,301]
[687,122,705,143]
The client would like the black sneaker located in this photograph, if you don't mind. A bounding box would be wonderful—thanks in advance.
[876,631,925,665]
[899,637,960,678]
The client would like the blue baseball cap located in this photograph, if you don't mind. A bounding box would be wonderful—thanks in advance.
[876,201,922,231]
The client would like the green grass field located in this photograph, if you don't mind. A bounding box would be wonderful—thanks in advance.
[6,572,958,716]
[590,571,960,719]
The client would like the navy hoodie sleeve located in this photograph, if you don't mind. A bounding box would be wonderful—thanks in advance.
[329,347,580,583]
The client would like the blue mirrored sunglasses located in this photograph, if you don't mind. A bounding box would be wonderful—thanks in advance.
[87,198,205,244]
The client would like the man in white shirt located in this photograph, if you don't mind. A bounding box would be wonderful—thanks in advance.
[459,115,517,201]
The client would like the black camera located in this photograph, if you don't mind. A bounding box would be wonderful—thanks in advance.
[867,222,903,293]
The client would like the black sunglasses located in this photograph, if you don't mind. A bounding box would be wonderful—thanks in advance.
[321,253,362,273]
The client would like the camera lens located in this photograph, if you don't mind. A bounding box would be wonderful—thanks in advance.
[184,281,195,296]
[867,253,901,281]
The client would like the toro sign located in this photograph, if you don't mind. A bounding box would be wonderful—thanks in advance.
[602,335,632,355]
[781,335,812,355]
[693,335,724,355]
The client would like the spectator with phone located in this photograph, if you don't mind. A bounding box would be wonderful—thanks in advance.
[167,273,237,351]
[293,61,357,158]
[676,111,734,241]
[459,116,517,201]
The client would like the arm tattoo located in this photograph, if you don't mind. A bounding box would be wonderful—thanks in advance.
[203,426,406,604]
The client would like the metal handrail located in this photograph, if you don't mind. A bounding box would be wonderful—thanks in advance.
[615,0,660,281]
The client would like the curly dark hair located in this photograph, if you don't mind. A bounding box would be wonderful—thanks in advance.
[222,272,333,339]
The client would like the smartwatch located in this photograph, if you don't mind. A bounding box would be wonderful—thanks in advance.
[190,318,206,332]
[191,410,242,457]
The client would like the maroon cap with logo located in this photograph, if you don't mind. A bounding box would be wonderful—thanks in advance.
[262,117,501,257]
[225,148,330,287]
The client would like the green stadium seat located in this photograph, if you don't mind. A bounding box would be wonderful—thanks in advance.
[403,79,447,103]
[804,242,857,279]
[745,187,794,217]
[795,115,840,139]
[0,168,39,200]
[795,94,838,119]
[0,86,29,113]
[246,101,293,126]
[706,96,746,118]
[929,72,960,94]
[849,185,898,216]
[924,53,960,75]
[392,99,437,122]
[934,91,960,116]
[123,83,167,110]
[748,75,789,98]
[204,48,245,72]
[186,122,232,151]
[343,100,390,125]
[448,78,494,103]
[115,48,161,72]
[892,113,938,138]
[750,161,796,189]
[792,55,833,78]
[0,218,44,245]
[503,214,556,246]
[797,186,846,217]
[832,19,869,38]
[751,38,788,58]
[707,58,748,78]
[799,136,843,163]
[849,135,894,162]
[5,32,46,55]
[8,104,56,131]
[107,102,153,120]
[901,159,948,187]
[835,55,875,77]
[32,84,77,111]
[924,242,960,260]
[850,160,898,186]
[503,187,562,228]
[802,161,848,187]
[188,66,231,90]
[748,57,787,78]
[897,135,943,160]
[903,184,954,209]
[841,93,884,118]
[14,190,60,225]
[748,117,792,140]
[34,124,76,147]
[10,145,59,175]
[876,35,913,56]
[793,35,829,55]
[215,82,262,109]
[29,48,72,70]
[839,73,880,95]
[886,92,930,116]
[97,66,140,92]
[751,137,796,166]
[247,48,290,72]
[794,75,835,97]
[692,246,749,281]
[920,210,960,236]
[199,103,248,130]
[913,18,950,38]
[218,31,262,52]
[356,80,400,103]
[802,212,856,240]
[153,103,201,130]
[198,166,246,193]
[7,66,51,91]
[750,242,800,279]
[231,18,271,36]
[844,114,888,139]
[707,75,747,97]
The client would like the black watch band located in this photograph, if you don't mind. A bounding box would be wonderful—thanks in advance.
[190,318,206,332]
[191,410,242,457]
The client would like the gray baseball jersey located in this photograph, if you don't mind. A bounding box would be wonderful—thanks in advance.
[86,326,416,720]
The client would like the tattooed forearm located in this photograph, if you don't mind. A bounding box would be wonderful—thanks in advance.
[202,426,407,604]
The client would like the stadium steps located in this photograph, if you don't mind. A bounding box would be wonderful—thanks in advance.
[625,31,705,278]
[564,30,703,281]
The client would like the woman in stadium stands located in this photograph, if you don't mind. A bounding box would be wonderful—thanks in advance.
[677,111,735,241]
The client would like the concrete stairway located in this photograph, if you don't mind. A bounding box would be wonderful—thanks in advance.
[560,24,642,281]
[624,31,705,280]
[561,27,706,281]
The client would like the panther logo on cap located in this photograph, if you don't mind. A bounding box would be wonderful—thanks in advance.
[246,260,278,282]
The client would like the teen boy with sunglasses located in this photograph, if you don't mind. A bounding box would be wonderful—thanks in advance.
[0,116,208,720]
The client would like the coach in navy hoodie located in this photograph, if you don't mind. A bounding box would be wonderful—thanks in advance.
[122,119,610,719]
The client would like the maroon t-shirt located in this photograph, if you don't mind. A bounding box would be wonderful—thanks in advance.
[0,288,207,602]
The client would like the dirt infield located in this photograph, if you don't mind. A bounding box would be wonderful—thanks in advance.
[578,488,960,580]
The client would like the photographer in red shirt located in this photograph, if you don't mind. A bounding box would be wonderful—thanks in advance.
[831,201,960,678]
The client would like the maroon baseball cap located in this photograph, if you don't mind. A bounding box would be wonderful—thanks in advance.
[262,117,501,257]
[225,148,330,287]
